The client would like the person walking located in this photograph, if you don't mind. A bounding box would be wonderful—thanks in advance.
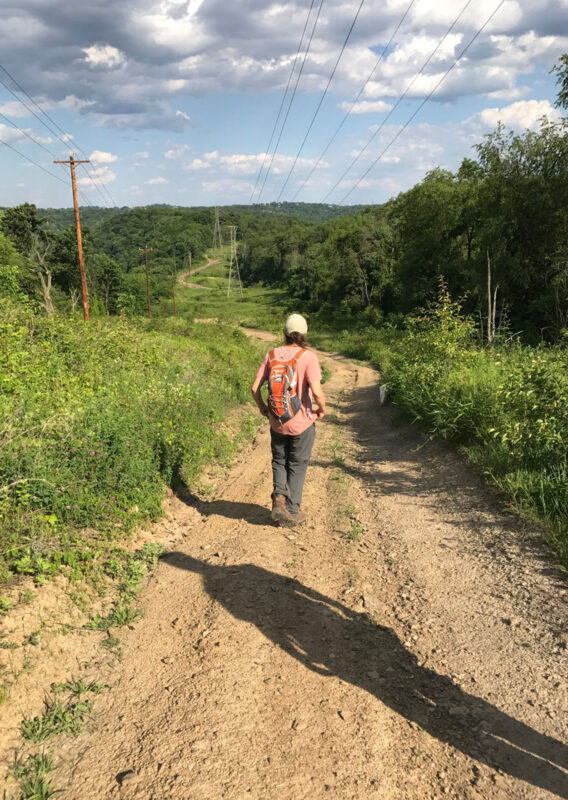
[251,314,326,527]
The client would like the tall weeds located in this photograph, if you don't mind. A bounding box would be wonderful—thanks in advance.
[0,301,261,585]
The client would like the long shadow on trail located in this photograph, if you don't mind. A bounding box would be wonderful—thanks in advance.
[177,489,273,526]
[164,553,568,797]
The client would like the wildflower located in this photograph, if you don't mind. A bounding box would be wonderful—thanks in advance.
[66,505,71,509]
[126,441,130,446]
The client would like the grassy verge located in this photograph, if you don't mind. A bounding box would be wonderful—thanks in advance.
[162,247,289,332]
[0,301,264,590]
[312,292,568,568]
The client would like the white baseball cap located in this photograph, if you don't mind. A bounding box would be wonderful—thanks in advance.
[284,313,308,336]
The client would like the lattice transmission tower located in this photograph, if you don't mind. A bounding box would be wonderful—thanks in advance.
[227,225,243,299]
[212,206,223,250]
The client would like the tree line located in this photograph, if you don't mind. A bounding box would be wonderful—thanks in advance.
[242,60,568,342]
[241,117,568,342]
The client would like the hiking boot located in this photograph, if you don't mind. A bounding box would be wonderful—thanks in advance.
[271,494,301,527]
[292,510,306,526]
[271,493,291,525]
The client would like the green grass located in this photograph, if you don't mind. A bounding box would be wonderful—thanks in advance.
[9,752,57,800]
[21,697,93,742]
[159,247,290,332]
[344,290,568,567]
[86,603,140,632]
[53,678,104,697]
[0,301,265,589]
[347,521,364,541]
[308,289,568,567]
[20,675,103,744]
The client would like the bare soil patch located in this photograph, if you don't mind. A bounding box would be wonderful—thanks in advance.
[178,255,221,290]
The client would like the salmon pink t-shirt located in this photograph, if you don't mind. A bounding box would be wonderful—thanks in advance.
[255,345,321,436]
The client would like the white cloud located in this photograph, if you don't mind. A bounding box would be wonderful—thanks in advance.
[186,150,326,176]
[2,0,566,136]
[202,178,255,196]
[133,151,149,160]
[0,100,36,118]
[0,124,34,145]
[83,44,126,68]
[476,99,561,130]
[146,176,169,184]
[339,99,393,114]
[165,144,190,159]
[89,150,118,164]
[78,166,116,186]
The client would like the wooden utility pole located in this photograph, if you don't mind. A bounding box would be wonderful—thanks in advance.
[53,154,90,320]
[139,246,153,318]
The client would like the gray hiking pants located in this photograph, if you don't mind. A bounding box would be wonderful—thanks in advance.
[270,423,316,515]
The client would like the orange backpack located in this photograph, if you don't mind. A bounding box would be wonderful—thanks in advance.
[267,348,306,424]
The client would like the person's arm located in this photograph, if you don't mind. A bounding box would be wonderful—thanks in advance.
[251,374,269,417]
[251,354,270,417]
[309,379,326,420]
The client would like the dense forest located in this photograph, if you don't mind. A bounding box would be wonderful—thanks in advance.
[34,201,367,232]
[243,118,568,343]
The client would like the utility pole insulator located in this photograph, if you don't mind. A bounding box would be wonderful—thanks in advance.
[53,154,90,321]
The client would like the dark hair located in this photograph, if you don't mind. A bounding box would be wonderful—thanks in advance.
[284,331,308,347]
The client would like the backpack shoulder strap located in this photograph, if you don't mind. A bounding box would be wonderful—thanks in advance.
[268,349,276,364]
[291,348,306,362]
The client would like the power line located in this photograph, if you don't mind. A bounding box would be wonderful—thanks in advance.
[0,76,76,185]
[338,0,508,205]
[0,133,96,208]
[0,70,111,207]
[0,138,70,186]
[0,62,115,206]
[323,0,474,203]
[256,0,325,202]
[0,111,59,159]
[250,0,318,203]
[275,0,366,202]
[77,161,115,208]
[0,63,115,207]
[291,0,417,201]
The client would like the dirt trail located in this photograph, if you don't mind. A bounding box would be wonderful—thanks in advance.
[178,255,220,290]
[47,337,567,798]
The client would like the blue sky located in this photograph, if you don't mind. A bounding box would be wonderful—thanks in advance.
[0,0,567,209]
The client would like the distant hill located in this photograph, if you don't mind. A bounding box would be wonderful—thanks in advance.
[227,202,370,222]
[36,206,127,232]
[36,201,371,231]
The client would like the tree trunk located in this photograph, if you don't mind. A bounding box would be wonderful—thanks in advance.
[492,283,499,339]
[38,270,54,317]
[487,249,493,343]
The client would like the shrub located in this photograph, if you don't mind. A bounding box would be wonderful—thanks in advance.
[0,303,262,584]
